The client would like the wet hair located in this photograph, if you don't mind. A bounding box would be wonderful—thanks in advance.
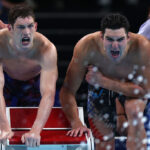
[8,4,35,26]
[101,13,130,34]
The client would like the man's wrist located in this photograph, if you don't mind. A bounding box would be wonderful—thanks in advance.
[71,119,83,128]
[0,121,10,128]
[30,127,41,135]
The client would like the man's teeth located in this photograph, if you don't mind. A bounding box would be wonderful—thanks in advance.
[22,37,30,42]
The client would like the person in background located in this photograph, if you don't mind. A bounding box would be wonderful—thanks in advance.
[0,0,36,29]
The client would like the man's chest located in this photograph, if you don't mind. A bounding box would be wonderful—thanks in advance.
[92,56,142,80]
[100,64,137,80]
[2,58,41,79]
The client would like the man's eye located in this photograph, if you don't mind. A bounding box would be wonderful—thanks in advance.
[107,38,113,42]
[28,24,34,28]
[18,26,25,29]
[117,38,124,42]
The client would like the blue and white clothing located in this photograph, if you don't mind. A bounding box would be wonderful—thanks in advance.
[138,19,150,40]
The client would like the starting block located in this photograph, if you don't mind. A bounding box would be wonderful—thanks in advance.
[1,107,94,150]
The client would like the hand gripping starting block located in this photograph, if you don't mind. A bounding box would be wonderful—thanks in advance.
[1,107,94,150]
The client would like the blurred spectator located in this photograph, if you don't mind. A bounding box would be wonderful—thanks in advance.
[0,0,36,28]
[138,6,150,40]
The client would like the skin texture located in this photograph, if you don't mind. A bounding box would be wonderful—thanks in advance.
[60,28,150,150]
[0,16,58,147]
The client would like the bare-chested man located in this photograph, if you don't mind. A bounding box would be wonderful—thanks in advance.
[60,13,150,150]
[0,5,58,147]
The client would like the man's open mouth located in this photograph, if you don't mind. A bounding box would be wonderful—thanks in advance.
[22,37,30,45]
[111,50,120,58]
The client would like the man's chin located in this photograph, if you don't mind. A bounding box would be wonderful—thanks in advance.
[110,56,121,63]
[21,43,31,49]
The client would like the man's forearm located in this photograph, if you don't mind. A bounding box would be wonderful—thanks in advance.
[31,93,54,134]
[60,87,83,128]
[0,95,10,129]
[101,76,145,98]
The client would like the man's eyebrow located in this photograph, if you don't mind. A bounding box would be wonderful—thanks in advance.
[16,24,25,27]
[117,37,125,40]
[16,22,34,26]
[106,36,125,40]
[106,36,114,40]
[16,25,25,29]
[28,23,34,25]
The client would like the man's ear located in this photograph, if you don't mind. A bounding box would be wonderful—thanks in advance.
[35,22,38,31]
[7,24,12,31]
[127,32,130,41]
[100,32,104,40]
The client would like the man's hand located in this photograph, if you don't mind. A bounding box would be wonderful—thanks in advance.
[21,131,41,147]
[86,65,103,87]
[0,129,14,145]
[67,125,91,137]
[67,120,91,138]
[0,20,7,29]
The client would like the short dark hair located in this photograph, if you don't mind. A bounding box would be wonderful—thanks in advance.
[8,4,35,26]
[101,13,130,34]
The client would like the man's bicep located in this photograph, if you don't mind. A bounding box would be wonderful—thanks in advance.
[62,41,89,94]
[63,59,86,95]
[40,68,58,96]
[40,45,58,96]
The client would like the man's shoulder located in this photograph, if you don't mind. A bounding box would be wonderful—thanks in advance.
[34,32,55,51]
[129,32,149,47]
[0,29,9,52]
[129,32,150,58]
[0,28,9,39]
[75,31,100,51]
[78,31,100,43]
[71,31,101,64]
[130,32,148,40]
[35,32,51,44]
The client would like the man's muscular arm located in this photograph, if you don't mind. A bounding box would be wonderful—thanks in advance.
[60,42,91,137]
[21,43,58,147]
[86,66,145,98]
[0,64,14,145]
[86,36,150,98]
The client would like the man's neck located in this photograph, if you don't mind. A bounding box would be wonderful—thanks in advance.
[8,39,35,58]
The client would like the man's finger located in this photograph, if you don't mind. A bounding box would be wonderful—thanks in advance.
[37,138,40,147]
[69,130,75,137]
[25,138,29,147]
[28,138,33,147]
[1,138,7,145]
[7,132,14,139]
[66,130,71,136]
[73,129,80,137]
[21,135,25,143]
[87,129,91,138]
[32,139,37,147]
[79,130,83,137]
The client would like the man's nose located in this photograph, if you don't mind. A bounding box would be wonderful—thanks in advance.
[23,27,30,34]
[112,41,119,48]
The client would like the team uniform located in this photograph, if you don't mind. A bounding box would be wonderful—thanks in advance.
[87,85,126,140]
[4,71,41,106]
